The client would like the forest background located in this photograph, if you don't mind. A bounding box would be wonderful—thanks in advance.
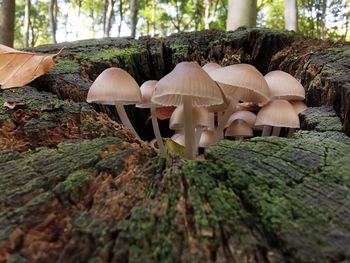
[0,0,349,49]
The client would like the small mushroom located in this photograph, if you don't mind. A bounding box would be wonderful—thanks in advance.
[87,67,141,139]
[225,119,253,140]
[152,62,223,159]
[209,64,270,141]
[255,99,300,137]
[136,80,167,157]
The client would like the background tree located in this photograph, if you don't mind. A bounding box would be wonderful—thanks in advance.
[49,0,58,44]
[0,0,16,47]
[284,0,298,31]
[130,0,139,37]
[226,0,257,30]
[103,0,115,37]
[23,0,31,48]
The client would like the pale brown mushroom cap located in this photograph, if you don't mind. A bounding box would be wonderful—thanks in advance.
[210,64,270,105]
[136,80,158,108]
[199,129,215,148]
[255,99,300,128]
[171,132,185,146]
[264,70,305,101]
[202,62,222,75]
[290,100,308,114]
[87,67,141,105]
[170,106,212,130]
[151,62,223,107]
[225,110,257,128]
[225,119,253,137]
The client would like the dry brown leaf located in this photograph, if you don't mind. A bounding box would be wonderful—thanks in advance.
[3,101,26,110]
[0,45,64,89]
[156,106,176,120]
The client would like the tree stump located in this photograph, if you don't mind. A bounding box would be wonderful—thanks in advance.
[1,28,350,262]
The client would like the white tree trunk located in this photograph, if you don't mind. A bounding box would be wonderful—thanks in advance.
[226,0,257,31]
[284,0,298,32]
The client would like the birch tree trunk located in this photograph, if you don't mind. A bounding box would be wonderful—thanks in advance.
[226,0,257,31]
[284,0,298,32]
[0,0,15,47]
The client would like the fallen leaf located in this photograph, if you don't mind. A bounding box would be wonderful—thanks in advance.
[3,101,26,110]
[156,106,176,120]
[0,45,64,89]
[164,137,184,157]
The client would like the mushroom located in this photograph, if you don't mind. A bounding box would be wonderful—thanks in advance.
[136,80,167,157]
[255,99,300,137]
[199,128,215,148]
[288,100,308,137]
[169,105,212,156]
[152,62,223,159]
[209,64,270,141]
[264,70,305,101]
[86,67,141,139]
[225,119,253,140]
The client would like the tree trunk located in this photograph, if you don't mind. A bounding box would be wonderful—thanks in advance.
[284,0,298,31]
[103,0,114,37]
[117,0,123,37]
[23,0,31,48]
[320,0,327,39]
[2,29,350,262]
[0,0,15,47]
[49,0,58,44]
[204,0,211,29]
[75,0,82,39]
[226,0,257,30]
[130,0,139,38]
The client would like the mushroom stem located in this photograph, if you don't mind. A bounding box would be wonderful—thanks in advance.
[272,127,281,137]
[183,96,195,160]
[150,104,167,158]
[195,127,203,156]
[115,102,140,139]
[262,126,272,136]
[214,98,238,142]
[287,128,296,138]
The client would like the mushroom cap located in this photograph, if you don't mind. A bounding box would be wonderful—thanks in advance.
[171,132,185,146]
[202,62,222,75]
[225,110,257,127]
[151,62,223,107]
[136,80,158,108]
[290,100,308,114]
[264,70,305,101]
[87,67,141,105]
[199,129,215,148]
[169,105,212,130]
[225,119,253,137]
[255,99,300,128]
[210,64,270,105]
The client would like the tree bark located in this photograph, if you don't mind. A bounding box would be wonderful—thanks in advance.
[284,0,298,31]
[117,0,123,37]
[226,0,257,30]
[3,29,349,262]
[0,0,15,47]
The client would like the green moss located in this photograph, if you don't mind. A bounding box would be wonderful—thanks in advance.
[49,58,81,74]
[327,47,350,56]
[53,170,92,203]
[169,44,190,63]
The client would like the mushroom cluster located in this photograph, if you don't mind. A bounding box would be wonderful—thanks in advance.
[86,62,307,160]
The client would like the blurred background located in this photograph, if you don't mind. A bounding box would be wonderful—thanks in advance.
[0,0,349,48]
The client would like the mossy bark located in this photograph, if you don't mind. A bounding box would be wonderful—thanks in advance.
[1,28,350,262]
